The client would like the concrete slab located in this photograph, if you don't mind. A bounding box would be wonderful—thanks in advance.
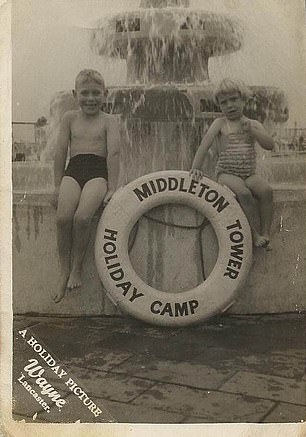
[64,349,134,372]
[67,365,156,403]
[12,313,306,423]
[112,355,235,389]
[30,396,185,424]
[192,347,305,379]
[132,383,275,422]
[220,371,306,405]
[65,315,143,332]
[263,403,306,423]
[71,315,183,338]
[266,350,306,379]
[25,322,114,361]
[176,328,274,354]
[103,323,182,339]
[98,332,205,361]
[102,399,184,423]
[209,315,304,339]
[34,393,114,423]
[193,346,258,370]
[259,313,306,322]
[13,316,47,330]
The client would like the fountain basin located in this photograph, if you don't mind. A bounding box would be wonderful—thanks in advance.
[13,184,306,316]
[92,9,241,55]
[39,84,288,162]
[106,84,288,122]
[14,141,305,193]
[13,162,54,193]
[91,9,242,83]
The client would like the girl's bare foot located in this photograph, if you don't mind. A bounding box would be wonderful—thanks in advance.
[67,270,82,289]
[262,235,272,250]
[254,234,271,249]
[253,233,263,247]
[53,272,69,303]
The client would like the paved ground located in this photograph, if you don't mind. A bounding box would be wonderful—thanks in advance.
[13,313,306,424]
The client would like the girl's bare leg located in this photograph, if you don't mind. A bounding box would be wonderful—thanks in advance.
[53,177,81,303]
[246,174,273,247]
[218,173,261,245]
[68,178,107,289]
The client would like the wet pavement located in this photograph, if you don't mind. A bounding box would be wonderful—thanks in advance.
[12,313,306,424]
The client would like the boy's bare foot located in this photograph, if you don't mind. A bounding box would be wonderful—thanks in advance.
[53,272,69,303]
[67,270,82,289]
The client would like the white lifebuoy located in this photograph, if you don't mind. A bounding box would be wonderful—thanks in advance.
[95,170,252,327]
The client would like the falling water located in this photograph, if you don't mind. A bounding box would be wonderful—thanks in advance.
[90,7,242,85]
[37,0,295,184]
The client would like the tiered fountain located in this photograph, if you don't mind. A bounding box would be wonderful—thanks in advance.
[13,0,306,316]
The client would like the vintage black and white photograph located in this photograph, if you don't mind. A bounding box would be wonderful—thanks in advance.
[2,0,306,433]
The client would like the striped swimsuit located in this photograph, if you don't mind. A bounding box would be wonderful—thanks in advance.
[215,121,256,180]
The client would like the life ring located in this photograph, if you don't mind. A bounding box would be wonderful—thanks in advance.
[95,170,253,327]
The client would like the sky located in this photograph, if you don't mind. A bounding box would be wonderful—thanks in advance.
[12,0,306,125]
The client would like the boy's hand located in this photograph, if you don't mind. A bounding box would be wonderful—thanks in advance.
[103,189,115,206]
[190,168,205,182]
[50,187,60,209]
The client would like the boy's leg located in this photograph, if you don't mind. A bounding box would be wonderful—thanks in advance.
[245,174,273,245]
[53,176,81,303]
[218,173,260,243]
[68,178,107,289]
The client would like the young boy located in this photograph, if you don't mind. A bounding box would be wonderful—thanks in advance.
[190,78,275,249]
[52,69,120,303]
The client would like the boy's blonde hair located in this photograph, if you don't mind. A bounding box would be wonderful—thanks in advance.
[75,69,105,90]
[214,78,251,104]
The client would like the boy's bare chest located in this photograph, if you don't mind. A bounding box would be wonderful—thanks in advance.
[71,119,107,144]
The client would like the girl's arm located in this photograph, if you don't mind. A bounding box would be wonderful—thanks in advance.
[244,119,275,151]
[191,118,222,178]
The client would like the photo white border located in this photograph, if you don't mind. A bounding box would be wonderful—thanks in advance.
[1,1,306,435]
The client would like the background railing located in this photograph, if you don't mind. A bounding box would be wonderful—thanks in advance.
[12,121,47,161]
[12,121,306,162]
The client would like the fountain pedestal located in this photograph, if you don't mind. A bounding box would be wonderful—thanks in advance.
[13,188,306,315]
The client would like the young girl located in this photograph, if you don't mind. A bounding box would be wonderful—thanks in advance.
[190,78,275,248]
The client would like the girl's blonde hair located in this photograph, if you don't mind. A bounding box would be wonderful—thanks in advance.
[214,78,251,104]
[75,69,105,90]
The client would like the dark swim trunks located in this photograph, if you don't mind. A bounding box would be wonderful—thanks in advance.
[64,154,108,189]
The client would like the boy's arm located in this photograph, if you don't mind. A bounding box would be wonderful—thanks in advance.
[104,115,121,203]
[191,118,222,173]
[244,119,275,151]
[54,112,71,189]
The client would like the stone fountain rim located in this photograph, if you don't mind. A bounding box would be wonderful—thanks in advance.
[105,83,288,95]
[93,8,242,20]
[91,8,243,31]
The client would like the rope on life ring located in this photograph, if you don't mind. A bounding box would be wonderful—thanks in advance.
[95,170,253,327]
